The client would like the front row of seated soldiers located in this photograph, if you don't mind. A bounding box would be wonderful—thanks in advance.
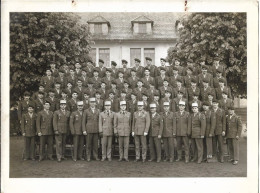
[21,95,242,165]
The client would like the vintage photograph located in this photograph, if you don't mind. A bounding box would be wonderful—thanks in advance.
[9,12,247,178]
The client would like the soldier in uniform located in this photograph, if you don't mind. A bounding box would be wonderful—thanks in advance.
[68,91,79,113]
[65,81,73,99]
[102,68,114,90]
[74,62,82,77]
[40,68,55,92]
[95,91,104,112]
[148,103,163,163]
[160,90,175,113]
[128,68,139,89]
[91,67,102,90]
[212,56,226,78]
[67,66,77,88]
[161,102,176,162]
[82,98,100,161]
[190,103,206,164]
[198,65,213,88]
[226,106,242,165]
[79,68,89,88]
[134,79,147,101]
[114,101,132,162]
[170,67,183,88]
[211,99,226,163]
[106,91,120,112]
[53,81,62,99]
[18,91,35,126]
[187,78,200,101]
[111,61,119,78]
[128,92,138,115]
[156,67,168,88]
[145,57,159,77]
[120,60,131,79]
[50,63,59,78]
[132,58,144,78]
[159,77,173,99]
[83,90,90,110]
[200,78,216,101]
[53,100,70,162]
[121,80,132,101]
[115,70,125,90]
[85,79,97,98]
[132,101,150,162]
[70,101,85,161]
[174,101,191,163]
[21,104,37,161]
[215,78,232,100]
[85,60,94,78]
[219,90,234,115]
[142,67,155,89]
[99,101,115,161]
[98,59,106,78]
[213,69,227,88]
[34,91,45,114]
[73,78,85,101]
[45,88,59,112]
[36,101,54,161]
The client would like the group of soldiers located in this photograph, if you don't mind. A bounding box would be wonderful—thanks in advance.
[19,56,242,165]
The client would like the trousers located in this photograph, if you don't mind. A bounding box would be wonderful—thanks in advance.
[227,138,239,161]
[163,137,174,160]
[118,136,129,159]
[191,138,203,162]
[101,136,113,159]
[176,136,189,161]
[134,135,147,160]
[73,135,84,160]
[149,136,162,160]
[39,135,53,159]
[86,133,99,160]
[203,137,213,158]
[55,133,67,160]
[23,136,35,159]
[213,135,225,159]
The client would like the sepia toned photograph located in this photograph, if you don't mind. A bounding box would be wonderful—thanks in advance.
[9,11,247,178]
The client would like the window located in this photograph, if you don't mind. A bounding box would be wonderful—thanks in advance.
[94,24,102,34]
[139,23,147,34]
[130,48,141,67]
[99,48,110,67]
[89,48,96,64]
[144,48,155,66]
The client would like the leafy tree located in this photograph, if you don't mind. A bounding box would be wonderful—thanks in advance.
[10,12,92,102]
[167,13,247,98]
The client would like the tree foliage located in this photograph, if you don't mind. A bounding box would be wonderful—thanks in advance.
[167,13,247,98]
[10,12,92,102]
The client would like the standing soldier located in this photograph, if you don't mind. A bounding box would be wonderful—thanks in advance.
[99,101,115,161]
[132,58,144,78]
[161,102,176,162]
[82,98,100,161]
[111,61,119,78]
[132,101,150,162]
[53,100,70,162]
[211,99,226,163]
[36,101,54,161]
[45,88,59,112]
[68,91,79,113]
[98,59,107,78]
[174,101,191,163]
[114,101,132,162]
[18,91,35,126]
[148,103,163,163]
[40,68,55,92]
[70,101,85,161]
[120,60,131,79]
[21,104,37,161]
[145,57,159,78]
[190,103,206,164]
[226,106,243,165]
[128,68,139,89]
[34,91,45,114]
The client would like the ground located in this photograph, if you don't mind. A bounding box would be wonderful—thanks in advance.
[9,136,247,178]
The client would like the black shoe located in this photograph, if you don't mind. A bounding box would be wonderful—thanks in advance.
[118,159,123,162]
[232,160,238,165]
[134,159,140,162]
[79,158,85,161]
[148,159,154,162]
[175,158,181,162]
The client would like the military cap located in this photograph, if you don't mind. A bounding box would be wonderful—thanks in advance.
[120,89,126,94]
[176,77,183,83]
[174,58,180,62]
[134,58,141,63]
[149,81,155,86]
[150,103,157,108]
[101,80,107,84]
[187,66,193,72]
[172,66,179,71]
[24,91,30,96]
[178,90,184,95]
[163,102,170,106]
[99,59,104,64]
[165,90,172,94]
[163,77,170,82]
[60,100,66,104]
[122,59,128,64]
[207,91,214,96]
[106,68,112,73]
[48,88,55,93]
[214,56,220,61]
[111,80,117,85]
[105,101,111,106]
[28,104,35,108]
[111,61,117,66]
[44,100,51,105]
[154,91,160,96]
[212,99,219,103]
[131,91,137,96]
[75,62,81,66]
[201,65,208,70]
[218,78,225,83]
[55,80,61,85]
[145,57,152,61]
[144,67,150,71]
[87,59,93,64]
[83,90,90,95]
[88,79,94,84]
[108,90,115,95]
[81,68,87,72]
[137,101,144,106]
[67,80,73,85]
[59,69,65,73]
[202,101,210,106]
[159,67,166,71]
[124,80,129,84]
[39,84,45,88]
[77,78,83,82]
[192,102,198,107]
[89,98,96,102]
[61,90,68,94]
[137,79,143,83]
[160,58,166,62]
[95,90,101,95]
[118,69,124,74]
[187,58,193,63]
[38,91,45,95]
[193,92,199,97]
[216,68,223,73]
[142,91,148,96]
[228,106,235,110]
[191,77,197,83]
[202,78,209,83]
[72,90,78,95]
[45,68,52,72]
[131,68,137,72]
[77,101,84,106]
[120,101,127,105]
[198,57,206,62]
[179,101,185,106]
[93,67,100,73]
[222,90,228,95]
[69,66,75,70]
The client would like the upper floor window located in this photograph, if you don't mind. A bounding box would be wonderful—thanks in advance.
[87,16,110,35]
[132,15,153,35]
[138,23,147,34]
[94,24,102,34]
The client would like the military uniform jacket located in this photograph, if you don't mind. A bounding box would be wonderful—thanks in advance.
[132,110,150,135]
[203,110,215,137]
[226,114,242,138]
[198,73,213,88]
[73,86,84,100]
[120,88,132,101]
[111,68,119,79]
[128,100,137,114]
[50,68,59,77]
[98,88,108,100]
[132,66,144,78]
[156,75,168,88]
[128,76,139,89]
[114,111,132,136]
[133,87,147,101]
[184,75,199,88]
[85,66,94,78]
[161,111,176,137]
[213,77,227,88]
[145,65,159,77]
[85,88,97,98]
[188,100,202,112]
[66,75,77,87]
[55,76,67,89]
[172,86,188,98]
[82,108,100,133]
[211,108,226,135]
[173,111,191,136]
[45,97,59,112]
[91,76,102,89]
[159,86,174,98]
[159,98,176,113]
[115,78,125,90]
[54,88,62,99]
[106,98,120,112]
[149,113,163,137]
[200,86,216,101]
[187,87,201,101]
[141,76,155,89]
[68,98,79,113]
[96,99,104,111]
[34,98,44,113]
[83,99,90,110]
[53,110,70,134]
[36,110,54,135]
[99,111,115,136]
[215,86,232,100]
[190,112,206,138]
[173,98,189,112]
[212,64,226,78]
[75,69,82,77]
[219,98,233,113]
[99,67,107,78]
[21,113,37,137]
[79,76,89,87]
[40,76,55,91]
[102,76,114,90]
[120,68,131,79]
[170,74,184,88]
[18,100,35,120]
[69,110,83,135]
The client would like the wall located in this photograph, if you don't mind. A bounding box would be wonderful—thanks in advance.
[92,40,176,67]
